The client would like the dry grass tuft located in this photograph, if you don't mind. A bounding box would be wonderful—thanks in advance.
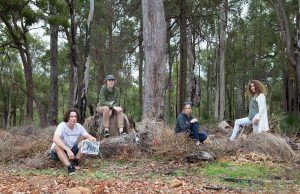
[9,125,55,139]
[22,153,53,169]
[151,127,199,161]
[238,132,298,162]
[0,129,51,167]
[84,116,99,137]
[151,127,299,164]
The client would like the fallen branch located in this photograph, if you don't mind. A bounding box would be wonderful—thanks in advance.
[224,177,264,185]
[203,185,243,192]
[203,185,222,191]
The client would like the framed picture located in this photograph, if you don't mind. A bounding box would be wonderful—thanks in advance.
[81,140,100,155]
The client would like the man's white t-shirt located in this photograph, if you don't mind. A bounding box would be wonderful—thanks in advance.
[50,122,88,150]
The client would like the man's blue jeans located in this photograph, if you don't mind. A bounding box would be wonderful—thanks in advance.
[190,122,207,143]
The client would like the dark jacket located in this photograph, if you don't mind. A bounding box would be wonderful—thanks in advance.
[175,112,193,133]
[98,85,120,108]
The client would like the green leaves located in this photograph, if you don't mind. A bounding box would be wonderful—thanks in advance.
[0,0,42,28]
[48,15,69,28]
[22,6,43,27]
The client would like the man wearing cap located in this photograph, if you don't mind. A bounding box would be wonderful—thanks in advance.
[96,75,124,137]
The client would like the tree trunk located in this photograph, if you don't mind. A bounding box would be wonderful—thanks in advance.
[66,0,78,108]
[269,0,299,114]
[187,25,199,106]
[49,1,59,125]
[235,87,243,118]
[7,90,12,129]
[214,60,220,120]
[32,92,48,128]
[227,87,232,119]
[242,27,247,115]
[206,43,211,118]
[16,42,48,128]
[94,21,106,103]
[3,95,7,128]
[107,0,113,74]
[270,0,296,66]
[214,18,220,120]
[283,68,288,112]
[22,38,48,127]
[19,50,34,123]
[178,0,188,114]
[142,0,168,119]
[75,0,94,123]
[296,1,300,113]
[96,38,105,103]
[139,19,143,112]
[176,56,179,116]
[167,19,174,123]
[12,93,17,126]
[219,0,226,121]
[0,13,34,124]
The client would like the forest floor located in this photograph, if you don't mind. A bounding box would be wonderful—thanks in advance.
[1,121,300,193]
[0,155,299,193]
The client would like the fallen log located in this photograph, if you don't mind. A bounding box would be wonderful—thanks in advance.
[93,120,165,158]
[185,151,216,163]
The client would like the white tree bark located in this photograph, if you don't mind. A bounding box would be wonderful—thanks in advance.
[142,0,168,119]
[77,0,94,121]
[81,0,94,96]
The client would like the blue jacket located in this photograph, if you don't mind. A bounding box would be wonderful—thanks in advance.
[175,112,193,133]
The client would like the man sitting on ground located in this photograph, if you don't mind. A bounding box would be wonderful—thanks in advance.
[175,102,208,145]
[96,75,125,137]
[49,108,96,175]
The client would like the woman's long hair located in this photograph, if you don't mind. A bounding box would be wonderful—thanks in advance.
[247,80,267,97]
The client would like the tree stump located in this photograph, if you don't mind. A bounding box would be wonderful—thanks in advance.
[84,111,136,139]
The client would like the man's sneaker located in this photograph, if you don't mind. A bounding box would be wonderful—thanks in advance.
[119,128,127,135]
[104,129,110,138]
[196,140,201,146]
[67,165,76,176]
[71,158,80,167]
